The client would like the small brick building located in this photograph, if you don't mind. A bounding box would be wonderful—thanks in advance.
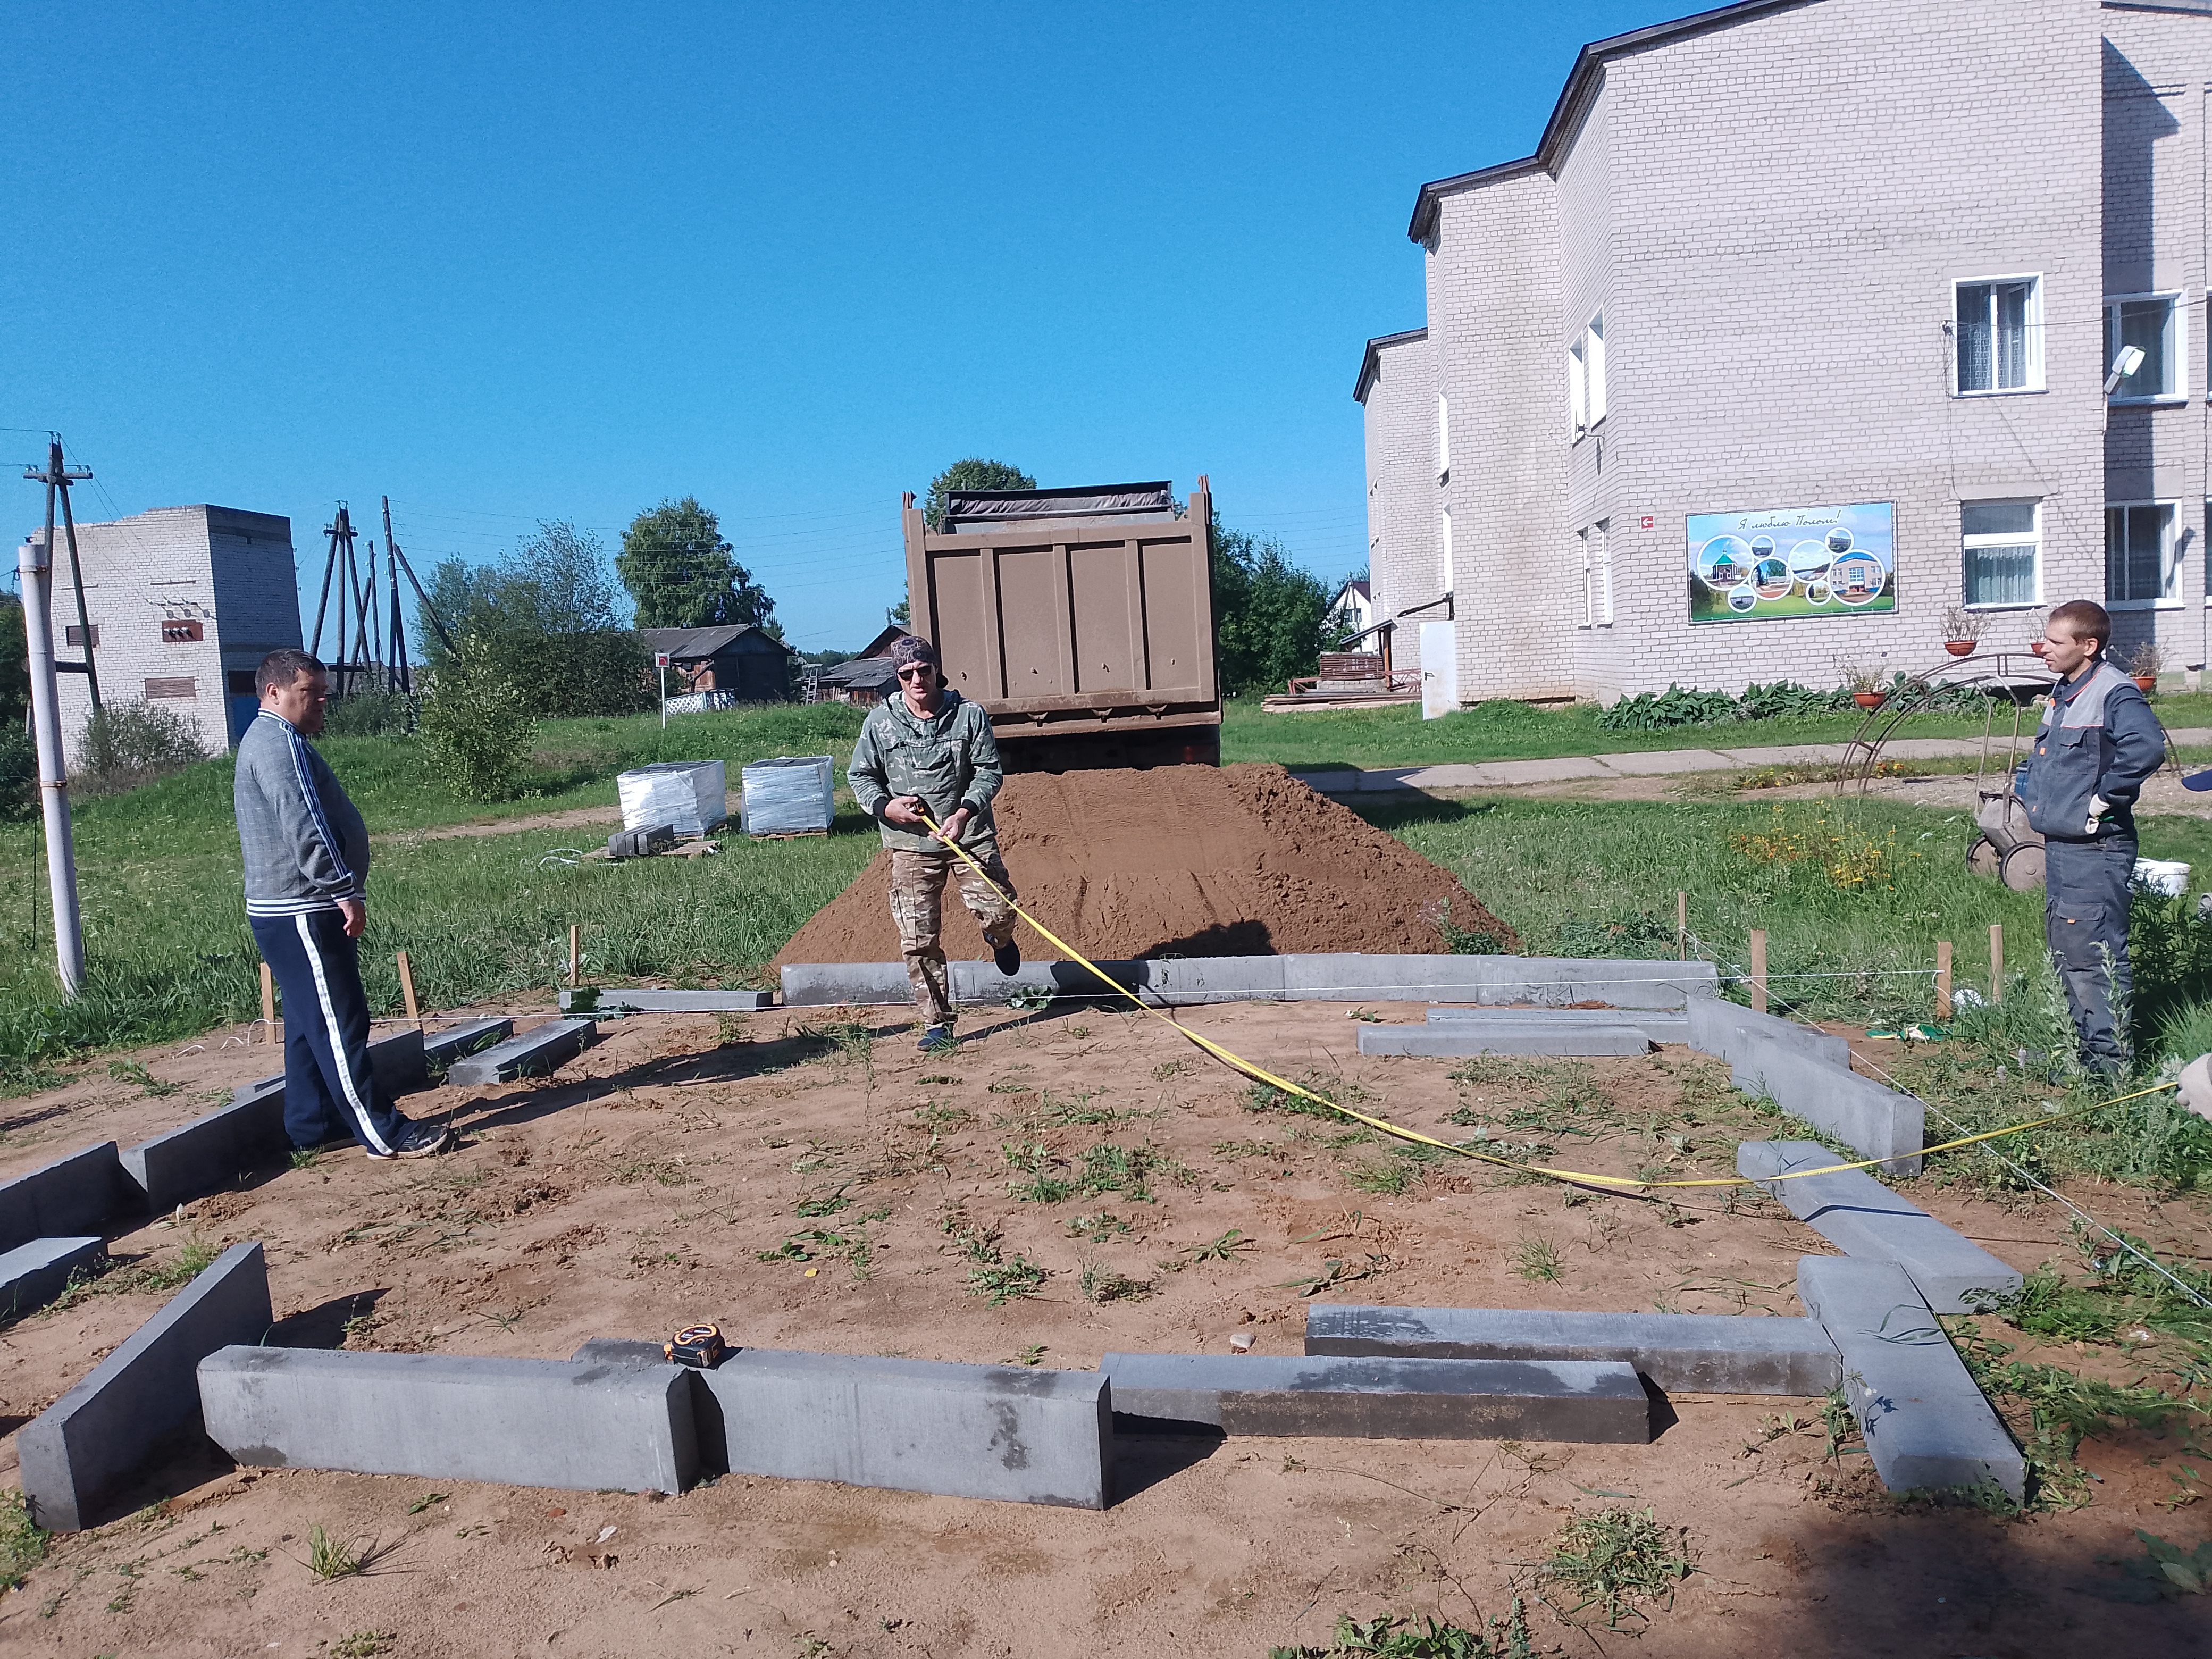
[1359,0,2212,705]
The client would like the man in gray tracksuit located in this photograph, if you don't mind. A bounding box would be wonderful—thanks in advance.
[234,649,448,1158]
[2017,600,2167,1075]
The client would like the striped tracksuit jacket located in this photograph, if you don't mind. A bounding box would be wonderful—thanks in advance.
[234,710,410,1153]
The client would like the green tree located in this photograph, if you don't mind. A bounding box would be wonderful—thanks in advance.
[418,636,537,801]
[923,458,1036,532]
[420,522,649,717]
[616,497,775,631]
[1210,514,1331,695]
[0,593,25,730]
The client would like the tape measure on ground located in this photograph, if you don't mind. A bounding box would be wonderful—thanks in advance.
[913,810,2172,1192]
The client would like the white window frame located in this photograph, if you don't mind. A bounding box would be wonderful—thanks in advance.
[1566,341,1587,435]
[1585,314,1607,426]
[1951,275,2044,396]
[1437,393,1450,482]
[2106,498,2181,609]
[1595,518,1613,625]
[1578,529,1594,629]
[2104,291,2186,405]
[1439,505,1453,594]
[1959,498,2041,610]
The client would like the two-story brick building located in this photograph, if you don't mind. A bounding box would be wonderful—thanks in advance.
[1359,0,2212,705]
[24,504,303,761]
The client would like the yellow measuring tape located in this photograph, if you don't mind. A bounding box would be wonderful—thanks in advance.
[914,810,2174,1193]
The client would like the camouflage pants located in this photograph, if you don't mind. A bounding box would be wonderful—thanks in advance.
[887,848,1018,1024]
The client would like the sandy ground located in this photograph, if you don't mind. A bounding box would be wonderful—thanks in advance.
[2,999,2208,1657]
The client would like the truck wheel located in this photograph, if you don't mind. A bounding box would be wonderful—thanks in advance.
[1999,843,2046,892]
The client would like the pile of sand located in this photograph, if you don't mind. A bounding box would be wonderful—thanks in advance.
[774,763,1516,964]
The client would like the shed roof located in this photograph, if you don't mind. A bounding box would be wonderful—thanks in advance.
[1406,0,1816,241]
[640,624,792,661]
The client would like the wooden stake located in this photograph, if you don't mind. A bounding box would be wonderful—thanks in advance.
[1936,940,1954,1021]
[1677,890,1688,960]
[396,950,421,1032]
[568,924,580,988]
[259,961,276,1045]
[1989,923,2003,1002]
[1748,929,1768,1014]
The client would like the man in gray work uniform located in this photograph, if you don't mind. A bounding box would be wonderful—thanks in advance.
[234,649,450,1158]
[847,635,1021,1049]
[2018,600,2167,1075]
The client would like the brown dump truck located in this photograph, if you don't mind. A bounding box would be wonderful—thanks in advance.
[901,477,1219,772]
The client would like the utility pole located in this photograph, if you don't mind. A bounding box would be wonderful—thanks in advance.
[16,532,86,996]
[310,505,347,667]
[381,496,454,658]
[381,495,411,692]
[25,437,99,711]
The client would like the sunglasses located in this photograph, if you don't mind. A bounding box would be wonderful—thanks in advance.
[896,665,936,681]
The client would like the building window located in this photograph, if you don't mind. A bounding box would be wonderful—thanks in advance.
[1960,500,2040,607]
[2105,294,2183,402]
[1585,314,1607,425]
[161,618,205,643]
[225,669,257,695]
[1566,341,1586,433]
[64,623,99,648]
[1954,277,2042,393]
[1436,394,1450,481]
[1578,530,1594,629]
[2106,501,2177,605]
[1595,519,1613,625]
[144,676,198,700]
[1438,505,1453,593]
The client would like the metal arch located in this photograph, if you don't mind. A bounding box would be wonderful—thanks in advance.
[1832,651,2055,795]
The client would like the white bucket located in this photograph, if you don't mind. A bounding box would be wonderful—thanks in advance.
[2133,857,2191,898]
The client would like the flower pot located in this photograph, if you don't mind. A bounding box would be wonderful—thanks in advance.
[1853,691,1887,708]
[1943,639,1977,657]
[2133,674,2157,693]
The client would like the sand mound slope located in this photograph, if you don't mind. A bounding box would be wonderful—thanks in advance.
[774,763,1515,965]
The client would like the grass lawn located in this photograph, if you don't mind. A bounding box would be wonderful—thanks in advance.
[1222,691,2212,772]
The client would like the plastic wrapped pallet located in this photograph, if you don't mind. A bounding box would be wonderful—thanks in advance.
[742,755,835,836]
[616,761,726,837]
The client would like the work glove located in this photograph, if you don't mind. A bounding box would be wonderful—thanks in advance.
[2179,1053,2212,1124]
[2085,794,2111,835]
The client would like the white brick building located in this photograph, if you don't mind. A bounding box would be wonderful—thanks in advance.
[1359,0,2212,705]
[25,505,301,761]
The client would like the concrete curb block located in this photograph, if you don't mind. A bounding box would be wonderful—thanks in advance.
[198,1347,698,1496]
[122,1093,290,1211]
[228,1071,287,1109]
[1429,1006,1689,1041]
[1359,1024,1653,1058]
[559,988,775,1013]
[1797,1255,2025,1501]
[0,1237,105,1320]
[1099,1353,1650,1442]
[1686,998,1850,1069]
[1302,1304,1841,1395]
[18,1242,272,1530]
[1739,1141,2022,1311]
[367,1028,426,1096]
[0,1143,129,1254]
[445,1019,597,1085]
[423,1018,516,1068]
[1714,1033,1924,1174]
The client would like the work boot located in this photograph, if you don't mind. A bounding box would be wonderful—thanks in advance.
[917,1023,955,1053]
[369,1119,452,1160]
[994,938,1021,976]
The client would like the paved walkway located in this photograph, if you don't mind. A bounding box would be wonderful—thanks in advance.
[1289,727,2212,795]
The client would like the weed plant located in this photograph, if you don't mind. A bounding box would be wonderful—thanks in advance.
[304,1522,368,1580]
[1077,1258,1154,1303]
[0,1488,47,1592]
[1536,1507,1695,1630]
[1269,1604,1533,1658]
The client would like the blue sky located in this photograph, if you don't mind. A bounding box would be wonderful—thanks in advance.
[2,2,1687,655]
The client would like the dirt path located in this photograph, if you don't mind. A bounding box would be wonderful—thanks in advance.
[371,804,623,845]
[1,1003,2204,1655]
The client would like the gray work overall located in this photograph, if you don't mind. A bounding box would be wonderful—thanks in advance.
[2017,659,2166,1073]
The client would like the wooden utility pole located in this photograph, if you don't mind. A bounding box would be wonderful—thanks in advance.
[382,496,454,659]
[381,496,412,692]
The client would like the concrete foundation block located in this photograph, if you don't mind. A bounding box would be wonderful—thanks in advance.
[1797,1255,2025,1501]
[1285,955,1718,1009]
[230,1071,286,1108]
[0,1236,105,1320]
[366,1027,426,1095]
[559,987,774,1013]
[1099,1353,1650,1442]
[443,1018,597,1085]
[18,1241,271,1530]
[199,1346,697,1495]
[1134,956,1288,1004]
[1429,1006,1689,1041]
[950,958,1146,1005]
[697,1347,1113,1509]
[781,962,920,1007]
[1359,1024,1653,1058]
[0,1143,129,1254]
[1303,1304,1841,1395]
[121,1092,291,1210]
[423,1017,516,1068]
[1739,1141,2022,1311]
[1715,1036,1923,1172]
[1685,997,1850,1069]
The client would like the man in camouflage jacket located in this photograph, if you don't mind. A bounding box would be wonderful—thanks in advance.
[847,635,1021,1046]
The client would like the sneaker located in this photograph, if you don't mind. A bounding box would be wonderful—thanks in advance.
[370,1119,452,1160]
[994,939,1021,976]
[917,1023,954,1052]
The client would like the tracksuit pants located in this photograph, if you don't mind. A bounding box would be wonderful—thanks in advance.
[250,909,413,1154]
[2042,831,2136,1075]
